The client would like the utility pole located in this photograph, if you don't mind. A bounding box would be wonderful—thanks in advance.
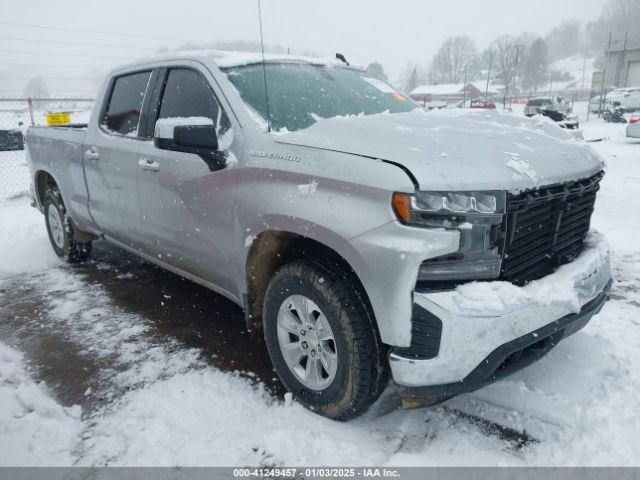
[512,44,523,107]
[485,50,493,99]
[600,31,612,117]
[622,31,628,87]
[581,54,587,93]
[462,65,467,108]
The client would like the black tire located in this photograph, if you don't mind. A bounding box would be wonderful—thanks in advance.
[43,189,92,262]
[263,258,388,421]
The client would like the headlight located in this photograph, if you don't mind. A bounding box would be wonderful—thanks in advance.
[392,191,507,285]
[393,191,505,227]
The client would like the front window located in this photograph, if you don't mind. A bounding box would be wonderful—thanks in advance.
[223,63,418,132]
[157,68,231,138]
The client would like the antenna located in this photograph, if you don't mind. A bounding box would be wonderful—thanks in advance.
[335,53,349,65]
[257,0,271,132]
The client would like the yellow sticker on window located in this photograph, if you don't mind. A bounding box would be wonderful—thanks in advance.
[46,112,72,126]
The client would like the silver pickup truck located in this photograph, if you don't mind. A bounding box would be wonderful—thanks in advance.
[26,50,612,420]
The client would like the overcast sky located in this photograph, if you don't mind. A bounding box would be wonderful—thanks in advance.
[0,0,607,95]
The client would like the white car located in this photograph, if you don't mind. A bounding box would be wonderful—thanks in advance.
[608,88,640,112]
[627,115,640,138]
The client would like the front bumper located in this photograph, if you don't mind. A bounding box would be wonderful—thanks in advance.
[390,234,612,391]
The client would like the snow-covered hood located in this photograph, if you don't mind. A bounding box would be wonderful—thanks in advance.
[274,109,604,192]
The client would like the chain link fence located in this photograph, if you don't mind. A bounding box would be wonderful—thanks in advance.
[0,98,94,205]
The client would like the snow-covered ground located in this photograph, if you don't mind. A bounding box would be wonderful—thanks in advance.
[0,116,639,466]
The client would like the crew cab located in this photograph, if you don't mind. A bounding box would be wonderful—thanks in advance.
[26,51,612,420]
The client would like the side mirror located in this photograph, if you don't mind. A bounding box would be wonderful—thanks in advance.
[154,117,226,171]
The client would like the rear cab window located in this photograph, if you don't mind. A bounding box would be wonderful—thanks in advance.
[101,71,152,137]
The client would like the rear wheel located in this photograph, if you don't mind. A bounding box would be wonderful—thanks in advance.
[43,189,92,262]
[263,258,387,420]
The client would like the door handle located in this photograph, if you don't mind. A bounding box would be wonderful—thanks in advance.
[85,148,99,161]
[138,158,160,172]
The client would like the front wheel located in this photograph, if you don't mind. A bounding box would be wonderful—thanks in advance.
[43,189,92,262]
[263,258,388,421]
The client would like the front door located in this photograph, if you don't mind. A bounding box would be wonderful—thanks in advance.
[84,70,152,248]
[136,66,238,293]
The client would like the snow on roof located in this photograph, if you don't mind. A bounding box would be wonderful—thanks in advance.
[411,82,498,96]
[123,49,346,70]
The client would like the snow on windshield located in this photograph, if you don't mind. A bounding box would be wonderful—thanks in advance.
[222,63,418,132]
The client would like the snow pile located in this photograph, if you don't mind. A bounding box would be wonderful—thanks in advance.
[504,152,538,182]
[0,342,83,466]
[79,370,388,466]
[0,201,59,279]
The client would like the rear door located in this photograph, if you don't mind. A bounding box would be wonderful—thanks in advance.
[84,70,154,248]
[136,65,238,292]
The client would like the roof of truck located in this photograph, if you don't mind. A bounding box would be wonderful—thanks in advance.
[126,49,347,69]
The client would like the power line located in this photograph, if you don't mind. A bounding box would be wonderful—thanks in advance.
[0,61,107,69]
[0,48,134,60]
[0,35,157,52]
[0,21,189,43]
[0,75,99,80]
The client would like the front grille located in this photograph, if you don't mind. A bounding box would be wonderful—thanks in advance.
[501,171,604,285]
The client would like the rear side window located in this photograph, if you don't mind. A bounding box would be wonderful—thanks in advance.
[158,68,230,135]
[102,71,151,136]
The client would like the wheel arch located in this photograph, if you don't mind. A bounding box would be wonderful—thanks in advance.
[34,169,60,210]
[244,230,375,335]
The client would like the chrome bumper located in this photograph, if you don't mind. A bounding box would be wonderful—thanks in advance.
[390,235,612,388]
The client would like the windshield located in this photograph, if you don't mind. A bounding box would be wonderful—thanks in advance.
[528,99,552,107]
[222,63,418,132]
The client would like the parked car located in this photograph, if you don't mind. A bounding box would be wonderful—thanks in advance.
[470,98,496,109]
[0,128,24,151]
[607,88,640,112]
[26,51,612,420]
[524,96,572,117]
[423,100,447,111]
[627,114,640,139]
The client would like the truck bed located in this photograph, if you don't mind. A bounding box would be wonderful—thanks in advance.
[26,125,92,232]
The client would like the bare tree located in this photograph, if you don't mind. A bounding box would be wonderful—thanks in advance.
[489,36,520,105]
[22,77,50,98]
[430,36,479,84]
[400,63,425,94]
[365,62,388,82]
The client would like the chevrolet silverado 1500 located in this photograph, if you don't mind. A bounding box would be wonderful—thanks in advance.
[26,51,612,420]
